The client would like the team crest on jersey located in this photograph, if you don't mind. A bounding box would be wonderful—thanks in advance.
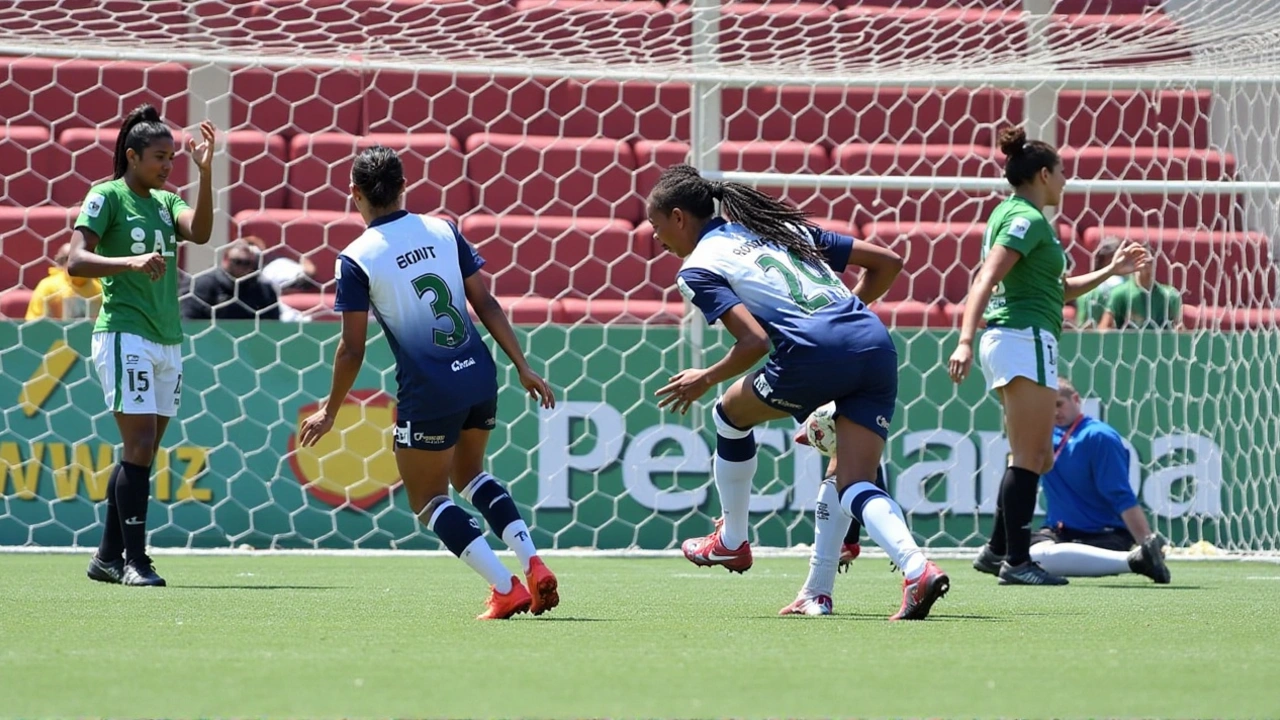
[84,194,104,218]
[158,207,172,226]
[1009,217,1031,239]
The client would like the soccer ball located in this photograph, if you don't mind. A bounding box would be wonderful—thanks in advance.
[803,402,838,457]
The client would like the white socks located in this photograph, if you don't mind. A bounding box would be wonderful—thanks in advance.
[501,520,538,574]
[840,481,927,581]
[459,536,513,593]
[800,479,850,597]
[1030,542,1132,577]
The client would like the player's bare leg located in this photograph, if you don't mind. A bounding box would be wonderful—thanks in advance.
[402,445,530,620]
[997,378,1068,586]
[90,412,167,587]
[833,417,948,620]
[451,428,557,615]
[682,379,787,574]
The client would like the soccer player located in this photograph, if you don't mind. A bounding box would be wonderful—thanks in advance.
[1073,236,1123,328]
[298,146,558,620]
[650,164,949,621]
[1098,252,1183,331]
[70,104,217,587]
[999,378,1171,583]
[947,126,1149,585]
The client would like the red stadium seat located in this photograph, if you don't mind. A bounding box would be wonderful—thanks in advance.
[874,300,950,329]
[714,3,842,68]
[459,215,648,300]
[634,139,833,218]
[285,133,470,215]
[1082,226,1277,308]
[1183,305,1280,331]
[500,1,686,67]
[1,126,61,207]
[632,221,686,303]
[561,80,691,142]
[1052,1,1161,12]
[1058,90,1212,149]
[364,70,562,140]
[832,143,1002,226]
[0,206,77,289]
[0,57,187,132]
[829,6,1027,67]
[0,0,187,43]
[464,134,640,222]
[232,209,367,287]
[1061,146,1235,182]
[1048,13,1191,68]
[862,221,985,304]
[0,289,33,319]
[54,127,190,207]
[231,67,363,136]
[226,131,289,212]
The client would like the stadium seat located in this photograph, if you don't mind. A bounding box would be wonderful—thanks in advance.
[1,126,61,207]
[832,143,1002,226]
[632,221,686,303]
[226,131,288,212]
[1048,12,1191,68]
[465,134,641,222]
[713,3,842,68]
[0,289,33,319]
[364,70,562,140]
[1183,305,1280,331]
[232,209,366,287]
[1058,90,1212,149]
[0,0,187,42]
[1061,146,1236,182]
[1082,226,1277,308]
[862,221,985,304]
[54,127,191,207]
[634,139,833,219]
[561,80,691,143]
[559,298,685,325]
[500,1,685,67]
[230,67,363,136]
[0,206,77,289]
[829,6,1027,67]
[459,215,649,300]
[0,57,187,132]
[286,133,470,215]
[874,300,950,329]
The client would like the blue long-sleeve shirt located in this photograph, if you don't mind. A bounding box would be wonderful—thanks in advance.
[1041,415,1138,534]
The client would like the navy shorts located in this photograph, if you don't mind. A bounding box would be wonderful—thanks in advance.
[1031,525,1135,552]
[747,344,898,440]
[393,396,498,451]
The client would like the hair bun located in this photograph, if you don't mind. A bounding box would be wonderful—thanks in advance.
[998,125,1028,157]
[709,181,725,200]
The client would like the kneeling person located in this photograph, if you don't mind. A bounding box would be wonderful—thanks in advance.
[973,378,1170,583]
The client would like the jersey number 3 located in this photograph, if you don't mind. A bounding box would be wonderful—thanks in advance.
[411,273,468,348]
[757,255,843,314]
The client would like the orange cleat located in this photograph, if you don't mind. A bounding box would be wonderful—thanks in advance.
[890,561,950,621]
[682,526,753,574]
[525,556,560,616]
[838,543,861,573]
[477,577,532,620]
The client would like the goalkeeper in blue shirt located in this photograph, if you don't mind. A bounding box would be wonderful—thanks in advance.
[974,377,1171,583]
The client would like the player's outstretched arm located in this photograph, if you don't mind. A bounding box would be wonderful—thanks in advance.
[1063,241,1148,301]
[462,273,554,409]
[66,229,164,280]
[847,241,904,305]
[299,310,367,447]
[656,305,769,415]
[176,121,217,245]
[948,245,1020,383]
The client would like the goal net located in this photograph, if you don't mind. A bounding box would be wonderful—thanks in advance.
[1,0,1278,553]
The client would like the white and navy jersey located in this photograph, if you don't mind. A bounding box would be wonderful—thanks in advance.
[334,210,497,421]
[676,218,887,355]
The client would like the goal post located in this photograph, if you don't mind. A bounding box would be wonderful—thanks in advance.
[0,0,1278,553]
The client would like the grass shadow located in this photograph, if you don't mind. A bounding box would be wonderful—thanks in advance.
[171,584,345,590]
[1092,584,1203,590]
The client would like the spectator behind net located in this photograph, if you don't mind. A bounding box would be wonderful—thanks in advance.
[181,239,280,320]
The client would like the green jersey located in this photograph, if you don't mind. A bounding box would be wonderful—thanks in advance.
[981,195,1067,338]
[1076,275,1125,327]
[75,180,187,345]
[1107,278,1182,329]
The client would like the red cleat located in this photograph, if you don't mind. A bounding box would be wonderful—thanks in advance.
[838,543,860,573]
[682,527,753,574]
[890,561,950,621]
[477,577,532,620]
[525,556,559,616]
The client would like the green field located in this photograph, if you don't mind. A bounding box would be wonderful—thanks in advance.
[1,554,1277,719]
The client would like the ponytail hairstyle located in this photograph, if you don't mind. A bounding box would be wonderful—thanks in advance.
[649,164,826,269]
[998,125,1060,188]
[112,104,172,180]
[351,145,405,209]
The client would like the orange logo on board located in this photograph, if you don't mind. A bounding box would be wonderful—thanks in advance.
[287,390,400,509]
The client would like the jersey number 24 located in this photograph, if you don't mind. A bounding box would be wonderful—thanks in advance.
[757,254,844,314]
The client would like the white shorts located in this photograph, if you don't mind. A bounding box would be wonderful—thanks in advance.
[978,326,1059,392]
[91,332,183,417]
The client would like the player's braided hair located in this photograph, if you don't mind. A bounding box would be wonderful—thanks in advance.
[351,145,405,209]
[998,125,1060,188]
[650,164,826,269]
[113,104,172,180]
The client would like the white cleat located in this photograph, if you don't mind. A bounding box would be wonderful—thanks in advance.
[778,593,833,616]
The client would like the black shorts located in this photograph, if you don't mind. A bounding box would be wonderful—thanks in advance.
[393,396,498,451]
[1031,525,1136,553]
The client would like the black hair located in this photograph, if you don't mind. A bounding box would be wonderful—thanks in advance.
[113,104,172,180]
[998,125,1060,188]
[352,145,405,209]
[1093,236,1122,271]
[648,164,825,268]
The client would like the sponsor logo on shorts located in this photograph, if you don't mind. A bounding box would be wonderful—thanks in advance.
[125,354,140,365]
[132,394,145,404]
[877,415,891,430]
[394,424,409,445]
[753,374,772,398]
[771,398,802,410]
[451,357,476,372]
[484,417,496,428]
[413,432,446,445]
